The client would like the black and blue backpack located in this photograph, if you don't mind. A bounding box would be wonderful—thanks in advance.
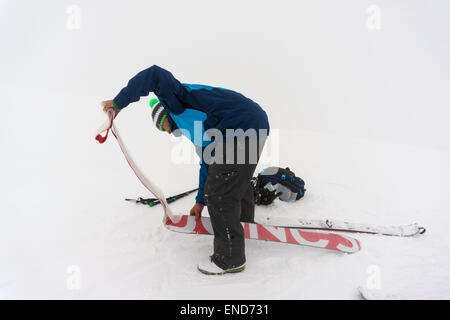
[251,167,306,205]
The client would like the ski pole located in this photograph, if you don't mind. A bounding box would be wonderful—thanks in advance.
[125,188,199,207]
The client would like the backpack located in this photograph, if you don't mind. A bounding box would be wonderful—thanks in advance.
[251,167,306,205]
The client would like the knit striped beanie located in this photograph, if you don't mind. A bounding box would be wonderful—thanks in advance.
[150,98,168,131]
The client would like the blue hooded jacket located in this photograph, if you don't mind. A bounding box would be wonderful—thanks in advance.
[113,65,270,204]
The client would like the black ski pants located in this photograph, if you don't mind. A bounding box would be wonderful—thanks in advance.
[203,136,266,270]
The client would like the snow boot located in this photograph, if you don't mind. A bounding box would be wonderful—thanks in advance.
[197,256,246,275]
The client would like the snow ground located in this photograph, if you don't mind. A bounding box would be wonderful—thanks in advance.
[1,0,450,299]
[1,106,449,299]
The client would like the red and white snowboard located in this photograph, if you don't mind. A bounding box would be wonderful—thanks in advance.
[166,215,361,254]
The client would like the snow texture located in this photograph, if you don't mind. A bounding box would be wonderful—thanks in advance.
[1,0,449,299]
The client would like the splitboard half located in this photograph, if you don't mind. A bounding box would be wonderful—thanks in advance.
[165,215,361,254]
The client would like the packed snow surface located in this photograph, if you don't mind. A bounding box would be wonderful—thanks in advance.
[1,0,449,299]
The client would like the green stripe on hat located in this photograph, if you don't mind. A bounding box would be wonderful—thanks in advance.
[150,98,159,108]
